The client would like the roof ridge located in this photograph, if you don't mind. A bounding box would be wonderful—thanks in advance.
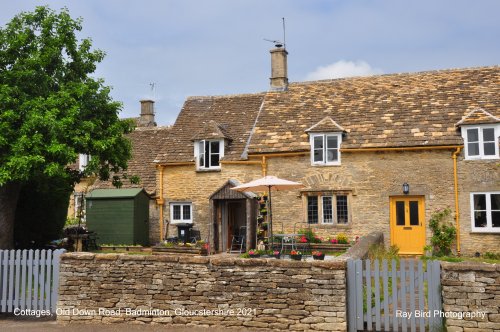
[292,65,500,86]
[186,92,266,100]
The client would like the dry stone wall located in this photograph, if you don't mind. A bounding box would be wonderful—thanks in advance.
[57,253,347,331]
[441,262,500,332]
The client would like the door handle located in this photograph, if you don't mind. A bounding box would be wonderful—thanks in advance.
[403,227,412,230]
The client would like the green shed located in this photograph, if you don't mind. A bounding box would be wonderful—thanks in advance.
[86,188,150,246]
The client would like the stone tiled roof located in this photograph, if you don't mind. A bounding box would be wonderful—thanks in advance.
[306,117,346,133]
[247,66,500,153]
[94,126,171,195]
[155,94,265,163]
[455,108,500,126]
[191,120,232,141]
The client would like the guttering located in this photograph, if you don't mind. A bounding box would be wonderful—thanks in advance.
[156,165,165,241]
[341,145,461,152]
[452,147,462,256]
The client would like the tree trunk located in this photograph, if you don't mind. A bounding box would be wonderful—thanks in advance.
[0,182,21,249]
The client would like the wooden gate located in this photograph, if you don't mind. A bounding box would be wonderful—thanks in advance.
[347,259,442,332]
[0,249,65,314]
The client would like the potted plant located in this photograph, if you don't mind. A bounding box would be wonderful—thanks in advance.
[257,215,264,223]
[260,208,267,216]
[290,250,302,261]
[272,250,281,259]
[248,249,260,258]
[200,243,209,256]
[312,251,325,260]
[260,222,268,230]
[337,233,349,244]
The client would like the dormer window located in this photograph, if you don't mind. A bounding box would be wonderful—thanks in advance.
[195,139,224,170]
[461,125,499,160]
[309,133,342,166]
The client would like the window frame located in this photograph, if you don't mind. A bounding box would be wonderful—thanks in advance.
[194,139,224,170]
[170,202,193,224]
[470,192,500,233]
[309,133,342,166]
[305,193,350,225]
[461,125,499,160]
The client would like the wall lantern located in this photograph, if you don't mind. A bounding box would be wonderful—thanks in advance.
[402,182,410,195]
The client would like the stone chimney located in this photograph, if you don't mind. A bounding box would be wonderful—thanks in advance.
[269,46,288,91]
[137,100,156,127]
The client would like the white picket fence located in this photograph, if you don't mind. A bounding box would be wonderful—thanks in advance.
[0,249,65,314]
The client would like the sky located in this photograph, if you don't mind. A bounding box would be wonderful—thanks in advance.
[1,1,499,125]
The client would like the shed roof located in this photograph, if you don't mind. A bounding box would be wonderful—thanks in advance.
[87,188,147,199]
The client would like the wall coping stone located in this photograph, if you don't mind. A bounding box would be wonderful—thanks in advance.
[441,261,499,272]
[61,252,95,260]
[61,253,346,269]
[339,231,384,260]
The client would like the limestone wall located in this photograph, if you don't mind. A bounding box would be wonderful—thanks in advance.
[441,262,500,332]
[160,150,498,255]
[57,253,347,331]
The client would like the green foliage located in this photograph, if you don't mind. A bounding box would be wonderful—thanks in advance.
[14,174,73,248]
[298,228,322,243]
[65,217,80,227]
[368,244,400,261]
[484,252,500,260]
[428,207,456,257]
[0,6,134,186]
[336,233,349,244]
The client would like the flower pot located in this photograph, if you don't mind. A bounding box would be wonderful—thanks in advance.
[290,254,302,261]
[274,253,281,259]
[313,254,325,260]
[249,253,260,258]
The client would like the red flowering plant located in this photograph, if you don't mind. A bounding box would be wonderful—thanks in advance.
[330,238,338,244]
[312,251,323,257]
[248,249,257,255]
[290,250,302,255]
[299,236,308,243]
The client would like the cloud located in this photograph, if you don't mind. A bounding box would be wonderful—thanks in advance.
[305,60,384,81]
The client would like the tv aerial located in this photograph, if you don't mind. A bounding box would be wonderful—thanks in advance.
[263,17,287,49]
[263,39,283,48]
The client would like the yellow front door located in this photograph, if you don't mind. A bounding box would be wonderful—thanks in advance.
[390,196,426,255]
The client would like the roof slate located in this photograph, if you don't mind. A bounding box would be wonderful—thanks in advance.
[191,120,232,141]
[93,126,171,195]
[155,94,265,163]
[306,116,346,133]
[156,66,499,163]
[455,108,500,126]
[248,66,499,153]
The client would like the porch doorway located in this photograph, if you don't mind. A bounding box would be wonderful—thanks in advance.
[209,180,257,253]
[389,196,426,255]
[214,200,247,252]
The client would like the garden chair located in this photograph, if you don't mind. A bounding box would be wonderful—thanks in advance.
[229,226,247,254]
[190,229,201,244]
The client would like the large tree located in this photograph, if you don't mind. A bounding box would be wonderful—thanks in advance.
[0,6,133,248]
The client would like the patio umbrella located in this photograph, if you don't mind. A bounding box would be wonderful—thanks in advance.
[231,175,304,248]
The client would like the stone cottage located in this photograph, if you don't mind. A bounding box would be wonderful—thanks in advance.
[152,46,499,256]
[73,100,171,244]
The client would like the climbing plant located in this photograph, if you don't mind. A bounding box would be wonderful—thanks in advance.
[428,207,456,256]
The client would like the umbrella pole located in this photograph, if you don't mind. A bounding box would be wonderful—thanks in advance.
[268,185,273,251]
